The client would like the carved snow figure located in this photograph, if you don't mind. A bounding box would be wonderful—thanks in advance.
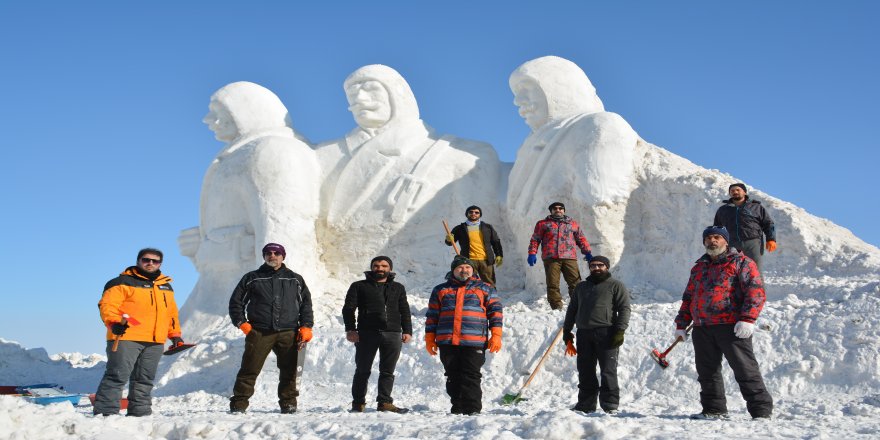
[507,56,640,294]
[316,65,500,284]
[178,81,320,334]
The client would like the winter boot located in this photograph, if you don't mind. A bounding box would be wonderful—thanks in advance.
[351,402,366,413]
[690,411,729,420]
[377,402,409,413]
[280,405,297,414]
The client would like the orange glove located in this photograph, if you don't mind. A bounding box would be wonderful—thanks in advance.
[425,332,438,356]
[487,327,502,353]
[239,322,252,336]
[766,240,777,252]
[298,327,313,343]
[565,340,577,357]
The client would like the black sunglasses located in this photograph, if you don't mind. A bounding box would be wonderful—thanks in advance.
[140,257,162,264]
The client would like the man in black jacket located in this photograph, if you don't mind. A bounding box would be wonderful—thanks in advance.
[228,243,314,414]
[342,256,413,413]
[713,183,777,270]
[562,255,631,414]
[444,205,503,285]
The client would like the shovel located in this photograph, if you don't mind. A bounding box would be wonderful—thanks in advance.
[502,327,564,404]
[111,314,141,352]
[650,323,693,369]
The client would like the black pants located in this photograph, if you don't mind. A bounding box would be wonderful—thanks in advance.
[230,329,300,411]
[352,330,402,405]
[439,345,486,414]
[692,324,773,417]
[576,327,620,411]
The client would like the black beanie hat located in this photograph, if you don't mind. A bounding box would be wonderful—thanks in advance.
[370,255,393,270]
[729,183,747,193]
[450,255,474,271]
[589,255,611,267]
[262,243,286,258]
[548,202,565,212]
[465,205,482,216]
[702,226,730,244]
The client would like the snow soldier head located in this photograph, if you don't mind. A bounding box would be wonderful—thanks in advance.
[204,81,293,143]
[344,64,420,131]
[509,56,605,131]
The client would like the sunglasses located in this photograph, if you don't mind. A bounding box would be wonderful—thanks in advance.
[467,210,481,214]
[588,263,606,269]
[140,257,162,265]
[263,251,283,256]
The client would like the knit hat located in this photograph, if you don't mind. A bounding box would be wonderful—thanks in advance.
[589,255,611,268]
[262,243,286,257]
[548,202,565,212]
[450,255,475,271]
[465,205,482,216]
[729,183,747,193]
[370,255,393,270]
[702,226,730,244]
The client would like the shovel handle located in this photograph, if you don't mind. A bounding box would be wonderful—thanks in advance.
[442,220,460,255]
[661,323,694,356]
[111,315,130,352]
[518,327,564,392]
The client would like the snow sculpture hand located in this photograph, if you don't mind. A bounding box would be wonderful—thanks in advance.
[527,254,537,266]
[734,321,756,338]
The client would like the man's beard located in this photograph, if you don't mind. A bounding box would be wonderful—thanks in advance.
[454,272,470,282]
[371,270,388,280]
[705,244,727,257]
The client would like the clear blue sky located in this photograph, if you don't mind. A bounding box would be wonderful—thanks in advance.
[1,2,877,355]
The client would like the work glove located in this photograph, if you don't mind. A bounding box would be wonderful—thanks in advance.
[346,331,359,343]
[169,336,184,347]
[610,330,625,348]
[527,254,537,266]
[298,327,313,343]
[565,340,577,357]
[562,330,574,343]
[487,327,502,353]
[584,252,593,262]
[239,322,252,336]
[766,240,777,252]
[425,332,438,356]
[110,322,129,336]
[495,256,503,267]
[445,233,454,244]
[734,321,756,339]
[674,328,688,342]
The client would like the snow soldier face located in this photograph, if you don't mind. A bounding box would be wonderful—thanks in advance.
[343,64,420,131]
[509,56,605,131]
[204,81,292,143]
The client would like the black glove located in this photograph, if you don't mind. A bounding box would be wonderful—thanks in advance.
[170,337,184,347]
[610,330,625,348]
[562,331,574,343]
[110,322,129,336]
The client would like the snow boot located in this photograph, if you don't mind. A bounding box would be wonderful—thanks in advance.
[572,403,596,414]
[280,405,297,414]
[690,411,729,420]
[351,402,365,413]
[377,402,409,413]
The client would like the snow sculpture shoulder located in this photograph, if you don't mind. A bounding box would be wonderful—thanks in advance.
[316,65,500,282]
[178,81,320,328]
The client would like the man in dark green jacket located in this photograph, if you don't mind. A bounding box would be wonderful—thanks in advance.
[562,255,631,414]
[342,256,413,413]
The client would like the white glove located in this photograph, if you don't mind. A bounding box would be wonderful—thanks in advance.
[674,328,688,342]
[734,321,756,338]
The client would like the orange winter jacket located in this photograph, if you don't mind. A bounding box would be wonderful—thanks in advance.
[98,267,181,343]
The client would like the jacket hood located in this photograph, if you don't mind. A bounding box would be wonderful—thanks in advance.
[509,56,605,126]
[344,64,420,126]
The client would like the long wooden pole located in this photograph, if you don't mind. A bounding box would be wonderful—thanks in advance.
[111,314,130,352]
[442,220,460,255]
[518,327,564,392]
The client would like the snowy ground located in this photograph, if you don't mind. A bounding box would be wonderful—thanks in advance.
[2,273,880,440]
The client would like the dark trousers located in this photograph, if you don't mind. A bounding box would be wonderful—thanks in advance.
[352,330,403,405]
[575,327,620,411]
[439,345,486,414]
[469,259,496,285]
[732,239,764,271]
[231,329,300,411]
[692,324,773,417]
[94,340,164,416]
[543,258,581,309]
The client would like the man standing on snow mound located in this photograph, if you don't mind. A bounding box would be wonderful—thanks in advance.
[527,202,594,310]
[94,248,184,416]
[563,255,631,414]
[713,183,777,271]
[425,256,503,415]
[674,226,773,420]
[444,205,504,285]
[228,243,314,414]
[342,256,413,414]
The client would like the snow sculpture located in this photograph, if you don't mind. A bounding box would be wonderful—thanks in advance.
[506,56,640,283]
[178,81,320,330]
[315,65,501,283]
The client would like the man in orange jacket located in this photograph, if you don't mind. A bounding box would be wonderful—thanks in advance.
[94,248,184,416]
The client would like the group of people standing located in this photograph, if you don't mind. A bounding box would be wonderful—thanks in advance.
[92,182,777,420]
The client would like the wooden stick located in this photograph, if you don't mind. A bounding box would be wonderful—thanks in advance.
[111,314,129,352]
[442,220,460,255]
[519,327,564,392]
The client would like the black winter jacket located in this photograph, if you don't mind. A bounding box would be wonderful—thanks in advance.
[342,273,412,334]
[228,264,314,331]
[445,222,503,263]
[563,273,631,332]
[714,197,776,244]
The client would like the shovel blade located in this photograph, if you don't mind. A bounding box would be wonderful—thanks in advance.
[501,392,528,405]
[651,348,670,368]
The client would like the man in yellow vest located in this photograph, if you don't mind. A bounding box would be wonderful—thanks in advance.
[445,205,503,285]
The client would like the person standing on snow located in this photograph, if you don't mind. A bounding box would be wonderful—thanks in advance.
[342,256,413,413]
[674,226,773,420]
[444,205,504,285]
[562,255,631,414]
[425,256,503,415]
[228,243,314,414]
[527,202,593,310]
[713,183,777,271]
[94,248,184,416]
